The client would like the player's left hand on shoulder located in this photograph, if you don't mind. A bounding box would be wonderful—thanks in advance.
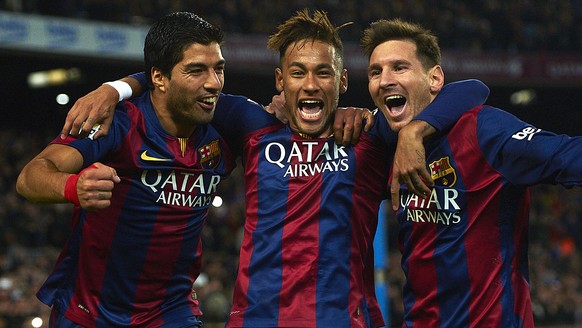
[333,107,374,146]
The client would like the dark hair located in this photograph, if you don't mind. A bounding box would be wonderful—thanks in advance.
[361,18,441,70]
[144,12,224,87]
[267,9,350,67]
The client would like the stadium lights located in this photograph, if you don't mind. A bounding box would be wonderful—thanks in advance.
[27,67,82,88]
[510,89,536,106]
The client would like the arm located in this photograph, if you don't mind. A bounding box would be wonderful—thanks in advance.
[390,79,490,210]
[16,144,120,210]
[61,73,145,139]
[478,107,582,187]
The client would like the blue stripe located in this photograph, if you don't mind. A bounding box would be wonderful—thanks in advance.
[243,134,287,327]
[95,196,160,327]
[316,144,355,326]
[498,183,521,327]
[434,152,471,327]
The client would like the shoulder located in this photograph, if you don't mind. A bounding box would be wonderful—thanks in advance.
[218,93,264,111]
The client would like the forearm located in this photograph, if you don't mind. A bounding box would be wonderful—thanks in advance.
[402,120,436,140]
[120,76,144,99]
[415,79,489,132]
[16,158,73,203]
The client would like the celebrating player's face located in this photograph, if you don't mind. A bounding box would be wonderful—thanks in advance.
[164,42,225,128]
[367,39,443,132]
[276,40,347,138]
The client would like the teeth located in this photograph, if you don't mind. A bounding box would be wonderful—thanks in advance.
[300,100,322,105]
[303,112,320,118]
[384,95,404,103]
[200,97,217,104]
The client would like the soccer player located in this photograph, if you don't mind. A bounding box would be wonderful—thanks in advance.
[58,10,489,327]
[16,12,233,327]
[361,18,582,327]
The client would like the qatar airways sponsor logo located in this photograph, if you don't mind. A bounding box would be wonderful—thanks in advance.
[141,170,221,207]
[400,188,462,226]
[265,140,349,177]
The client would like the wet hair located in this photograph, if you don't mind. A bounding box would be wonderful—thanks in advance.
[267,9,350,68]
[361,18,441,70]
[143,12,224,87]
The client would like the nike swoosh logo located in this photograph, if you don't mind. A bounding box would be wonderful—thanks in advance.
[140,150,172,162]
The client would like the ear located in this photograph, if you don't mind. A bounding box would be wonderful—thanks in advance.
[275,68,283,93]
[151,67,166,92]
[429,65,444,93]
[339,68,348,94]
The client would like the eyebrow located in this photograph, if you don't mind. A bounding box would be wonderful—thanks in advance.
[288,61,334,71]
[183,59,226,69]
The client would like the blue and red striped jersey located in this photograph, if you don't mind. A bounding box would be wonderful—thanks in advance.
[395,105,582,328]
[40,91,235,327]
[211,79,488,328]
[214,94,393,328]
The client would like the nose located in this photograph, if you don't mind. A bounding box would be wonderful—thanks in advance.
[379,70,396,89]
[205,69,222,91]
[302,72,320,93]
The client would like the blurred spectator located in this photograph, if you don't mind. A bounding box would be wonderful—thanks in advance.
[3,0,582,51]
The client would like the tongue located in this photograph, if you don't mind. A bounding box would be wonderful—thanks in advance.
[301,103,321,114]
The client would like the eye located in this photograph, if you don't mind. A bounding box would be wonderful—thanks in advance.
[368,69,381,78]
[188,68,204,76]
[214,65,225,74]
[318,70,333,77]
[291,70,305,77]
[394,64,408,72]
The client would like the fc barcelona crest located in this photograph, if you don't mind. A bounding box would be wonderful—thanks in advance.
[198,140,221,169]
[429,156,457,187]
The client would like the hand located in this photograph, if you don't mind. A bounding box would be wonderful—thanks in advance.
[333,107,374,146]
[60,84,119,139]
[264,92,288,124]
[390,121,434,211]
[76,162,121,210]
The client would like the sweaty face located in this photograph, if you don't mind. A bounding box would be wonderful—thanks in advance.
[276,40,347,138]
[163,42,225,131]
[367,40,440,132]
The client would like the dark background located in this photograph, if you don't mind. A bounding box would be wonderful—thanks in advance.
[2,50,581,136]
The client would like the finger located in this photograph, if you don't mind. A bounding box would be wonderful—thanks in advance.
[413,173,432,196]
[61,114,74,139]
[349,114,363,145]
[419,166,434,188]
[364,111,374,132]
[342,122,354,146]
[390,177,401,211]
[333,113,345,145]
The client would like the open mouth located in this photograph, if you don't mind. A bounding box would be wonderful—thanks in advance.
[198,96,218,110]
[384,95,406,114]
[298,99,324,120]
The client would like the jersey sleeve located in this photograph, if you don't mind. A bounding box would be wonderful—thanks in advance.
[129,71,147,89]
[415,79,490,131]
[212,94,282,153]
[51,105,129,167]
[477,106,582,187]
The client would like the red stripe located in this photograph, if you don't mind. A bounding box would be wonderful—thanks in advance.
[66,183,130,328]
[448,109,503,327]
[277,135,321,326]
[349,136,388,326]
[407,222,440,326]
[228,138,262,326]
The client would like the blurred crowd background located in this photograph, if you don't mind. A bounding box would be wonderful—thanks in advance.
[1,1,582,327]
[3,0,582,52]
